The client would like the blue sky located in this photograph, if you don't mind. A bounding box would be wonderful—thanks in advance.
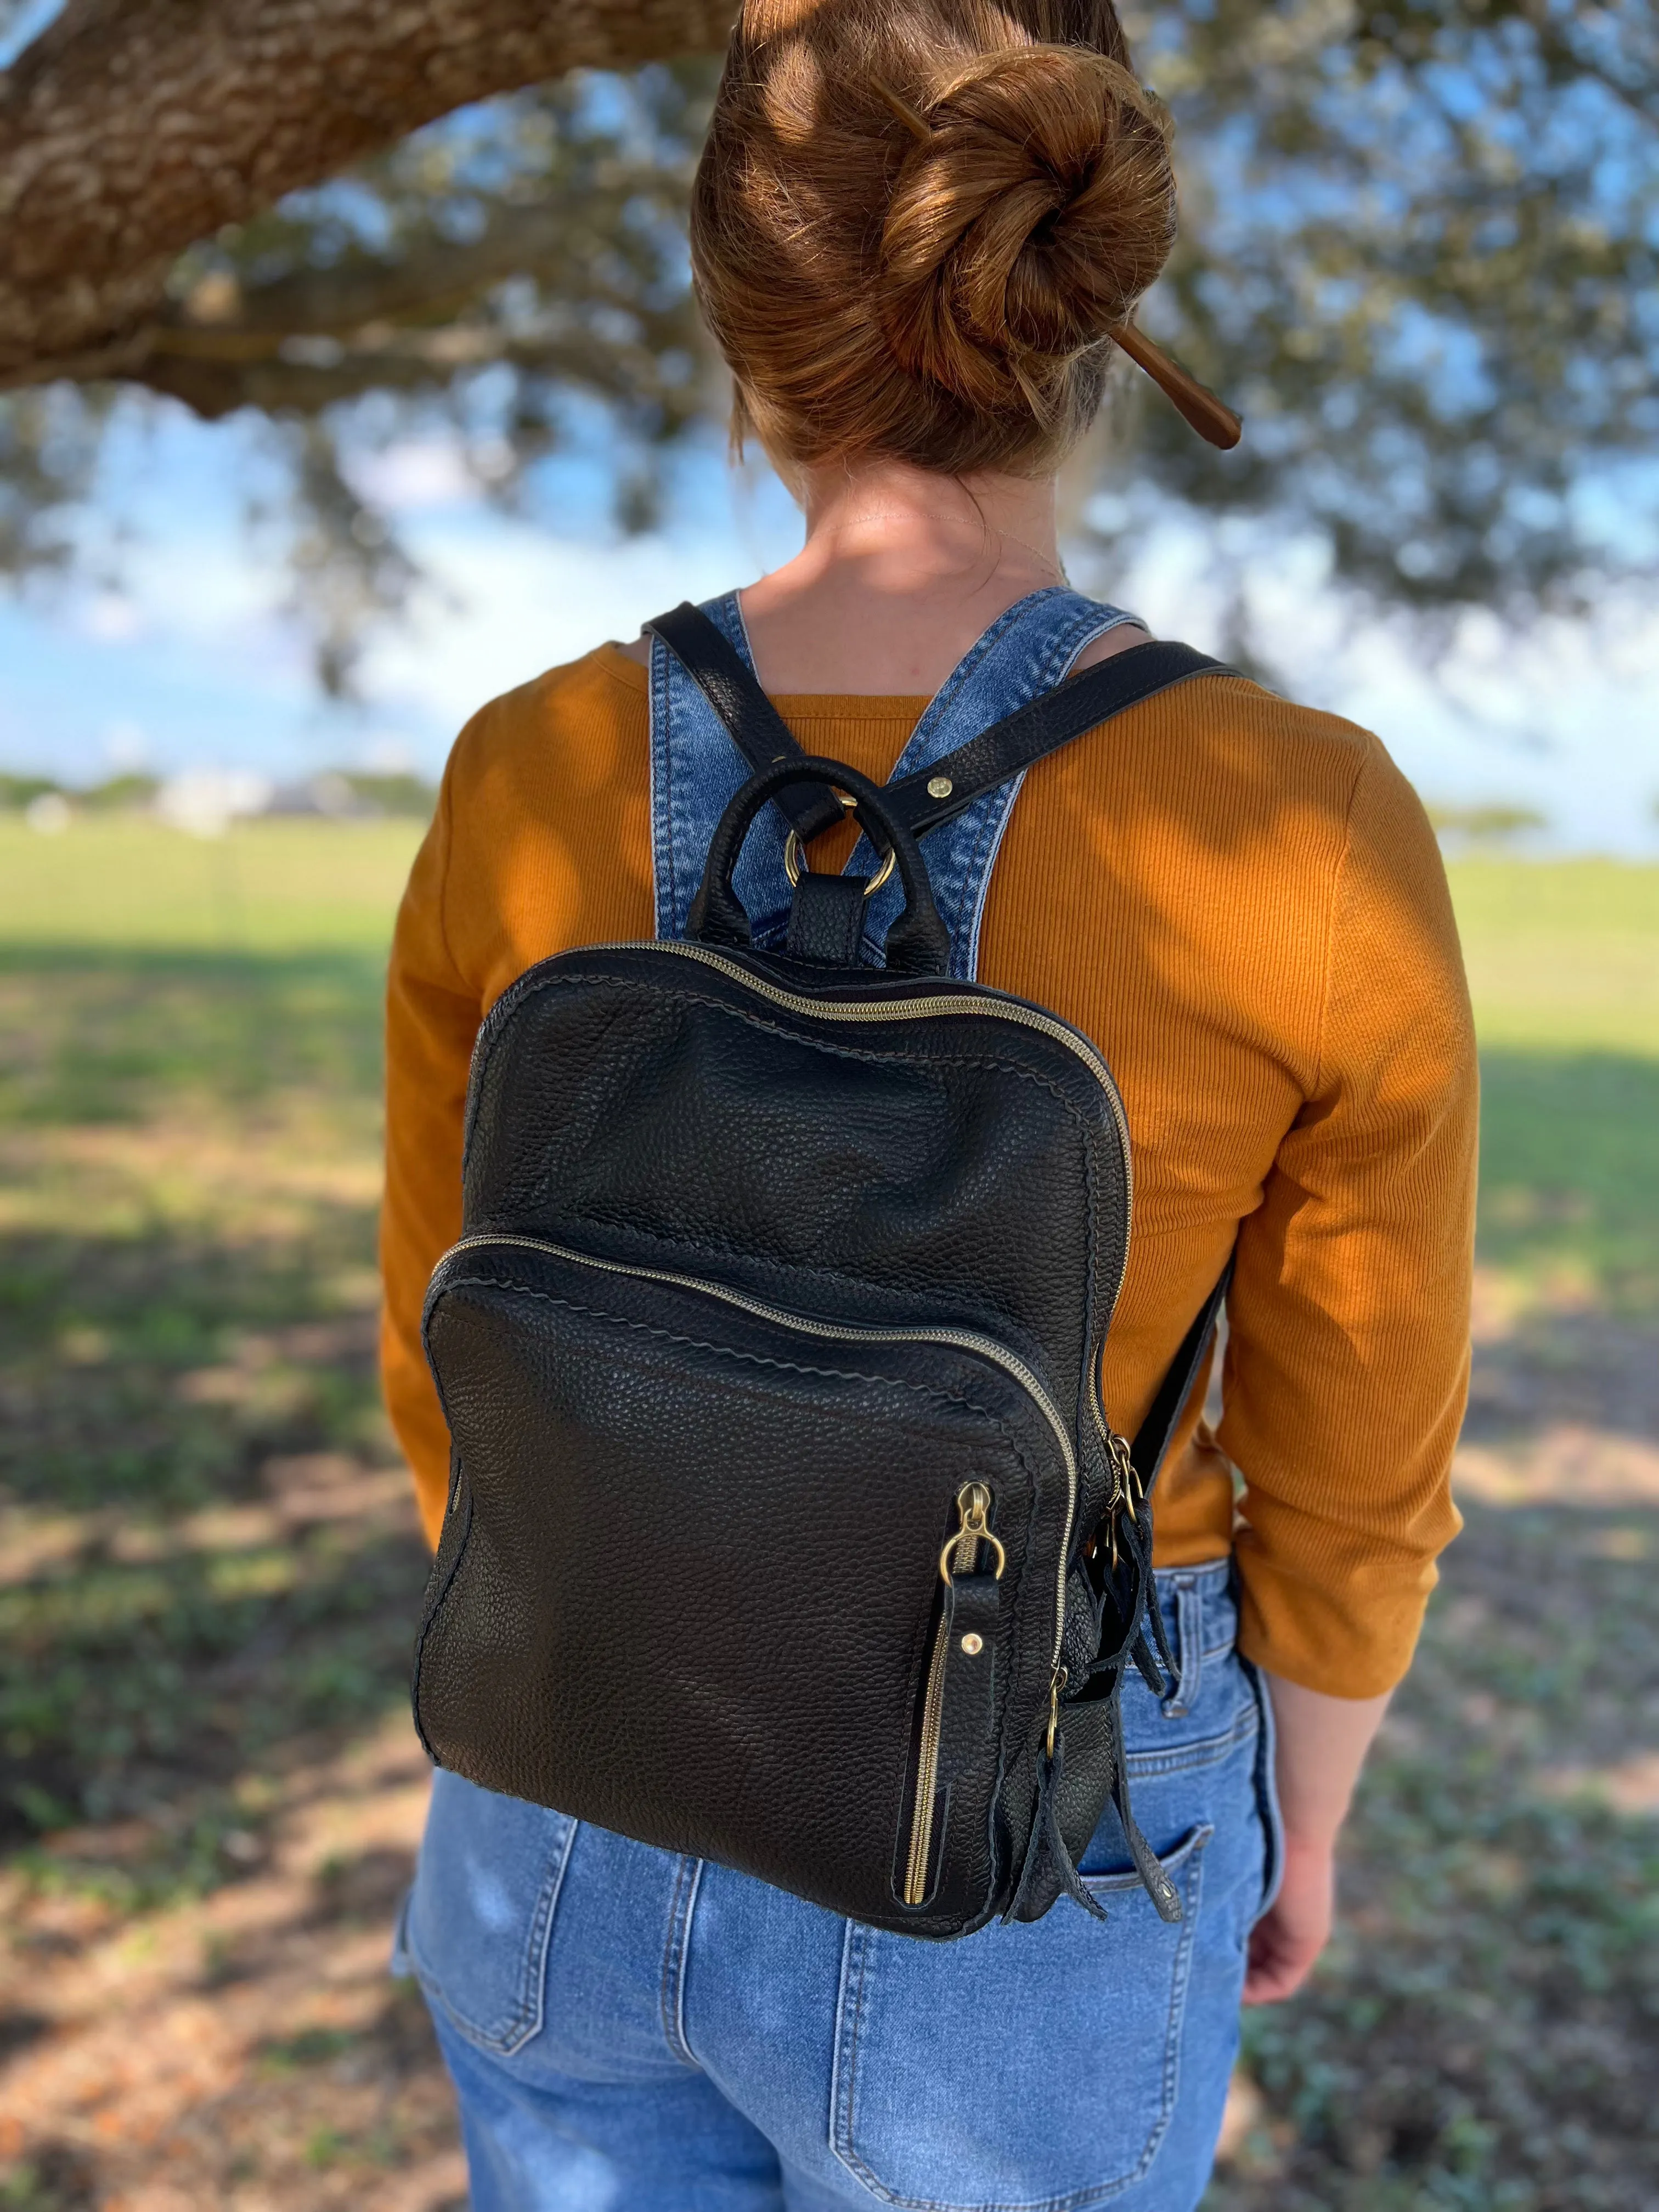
[0,1,60,61]
[2,400,1655,853]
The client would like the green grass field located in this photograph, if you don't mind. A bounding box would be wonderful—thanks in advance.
[0,820,1655,2210]
[1451,859,1659,1318]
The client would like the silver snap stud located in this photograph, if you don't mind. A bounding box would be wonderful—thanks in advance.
[960,1632,983,1655]
[927,775,953,799]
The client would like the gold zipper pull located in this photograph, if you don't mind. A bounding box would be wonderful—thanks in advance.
[1107,1432,1135,1510]
[1045,1664,1068,1758]
[1104,1433,1137,1572]
[906,1487,1006,1908]
[938,1482,1006,1585]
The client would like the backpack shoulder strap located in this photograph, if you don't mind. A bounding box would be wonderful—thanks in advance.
[645,602,845,842]
[647,601,1236,844]
[1129,1259,1234,1497]
[884,641,1233,837]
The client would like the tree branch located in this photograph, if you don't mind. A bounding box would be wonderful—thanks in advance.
[0,0,737,382]
[0,195,705,419]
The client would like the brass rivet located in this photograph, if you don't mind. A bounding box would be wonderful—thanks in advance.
[960,1632,983,1655]
[927,775,953,799]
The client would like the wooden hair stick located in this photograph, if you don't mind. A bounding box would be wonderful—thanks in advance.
[1111,321,1242,450]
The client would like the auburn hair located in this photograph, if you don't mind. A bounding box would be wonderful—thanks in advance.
[690,0,1178,478]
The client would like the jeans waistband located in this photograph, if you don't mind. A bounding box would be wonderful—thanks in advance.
[1152,1560,1237,1650]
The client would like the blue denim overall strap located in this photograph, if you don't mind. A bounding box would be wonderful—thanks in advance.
[649,584,1141,979]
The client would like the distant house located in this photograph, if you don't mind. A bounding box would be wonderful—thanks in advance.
[263,772,373,819]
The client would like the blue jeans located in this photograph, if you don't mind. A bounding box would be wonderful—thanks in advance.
[397,1560,1280,2212]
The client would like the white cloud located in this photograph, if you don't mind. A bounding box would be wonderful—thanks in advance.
[101,719,150,769]
[358,519,793,738]
[349,441,479,512]
[81,595,145,643]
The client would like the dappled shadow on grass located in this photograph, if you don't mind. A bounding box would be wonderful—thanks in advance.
[0,1220,386,1514]
[0,1453,429,1864]
[2,1717,464,2209]
[0,1195,426,1859]
[1204,1040,1659,2207]
[1211,1065,1659,2212]
[0,944,388,1126]
[0,938,465,2203]
[1207,1492,1659,2212]
[1476,1049,1659,1321]
[0,944,413,1861]
[1465,1305,1659,1447]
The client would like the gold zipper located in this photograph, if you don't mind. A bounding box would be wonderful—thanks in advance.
[904,1483,1001,1906]
[1088,1403,1139,1569]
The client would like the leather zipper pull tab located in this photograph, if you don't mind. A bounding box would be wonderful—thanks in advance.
[1006,1694,1108,1927]
[935,1570,1000,1781]
[904,1485,1006,1906]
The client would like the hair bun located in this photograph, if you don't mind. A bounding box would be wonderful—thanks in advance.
[877,46,1177,416]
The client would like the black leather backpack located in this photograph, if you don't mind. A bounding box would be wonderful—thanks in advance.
[412,607,1231,1940]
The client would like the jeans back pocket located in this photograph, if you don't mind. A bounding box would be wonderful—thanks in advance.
[832,1825,1210,2211]
[405,1769,577,2057]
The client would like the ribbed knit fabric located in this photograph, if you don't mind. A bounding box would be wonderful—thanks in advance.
[381,642,1476,1697]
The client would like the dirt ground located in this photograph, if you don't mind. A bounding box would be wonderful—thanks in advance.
[1,941,1655,2211]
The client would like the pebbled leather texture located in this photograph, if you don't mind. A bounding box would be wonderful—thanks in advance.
[785,871,870,967]
[459,945,1125,1404]
[416,934,1141,1938]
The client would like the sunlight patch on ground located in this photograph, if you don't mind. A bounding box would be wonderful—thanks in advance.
[1454,1427,1659,1505]
[1539,1751,1659,1818]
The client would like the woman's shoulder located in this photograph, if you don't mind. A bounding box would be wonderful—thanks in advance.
[1052,664,1448,952]
[444,642,647,799]
[1064,657,1395,829]
[1186,676,1435,853]
[1174,668,1379,775]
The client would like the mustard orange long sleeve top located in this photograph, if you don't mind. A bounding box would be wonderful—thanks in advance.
[381,642,1476,1699]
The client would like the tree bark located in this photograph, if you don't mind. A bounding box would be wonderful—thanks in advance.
[0,0,737,385]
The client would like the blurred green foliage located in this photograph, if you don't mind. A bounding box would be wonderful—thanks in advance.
[1424,801,1548,842]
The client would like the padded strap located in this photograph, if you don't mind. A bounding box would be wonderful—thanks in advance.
[647,601,1234,844]
[1128,1259,1234,1498]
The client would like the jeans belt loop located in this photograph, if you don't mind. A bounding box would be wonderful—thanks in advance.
[1161,1577,1203,1719]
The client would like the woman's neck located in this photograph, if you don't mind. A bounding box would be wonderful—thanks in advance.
[738,458,1069,696]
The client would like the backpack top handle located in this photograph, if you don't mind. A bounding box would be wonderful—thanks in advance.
[687,755,952,977]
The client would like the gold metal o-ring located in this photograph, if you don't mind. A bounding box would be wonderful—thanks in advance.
[938,1526,1007,1584]
[782,819,898,897]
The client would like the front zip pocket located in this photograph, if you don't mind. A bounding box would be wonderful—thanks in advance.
[902,1482,1006,1906]
[417,1235,1076,1934]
